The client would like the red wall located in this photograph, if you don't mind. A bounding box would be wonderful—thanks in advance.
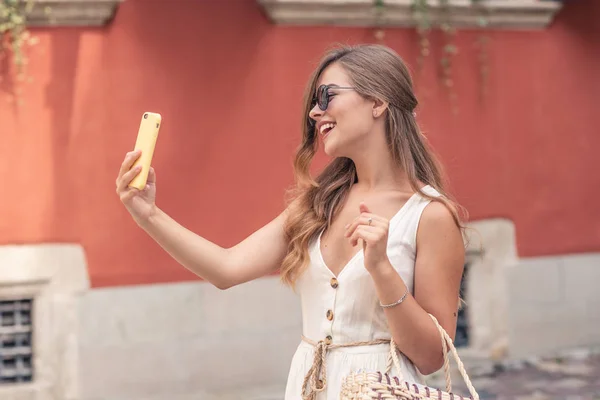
[1,0,598,288]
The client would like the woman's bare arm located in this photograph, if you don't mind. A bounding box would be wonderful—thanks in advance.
[140,207,290,290]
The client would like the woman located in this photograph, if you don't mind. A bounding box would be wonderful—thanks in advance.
[116,44,466,400]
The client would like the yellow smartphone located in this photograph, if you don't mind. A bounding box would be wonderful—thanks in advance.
[128,112,161,190]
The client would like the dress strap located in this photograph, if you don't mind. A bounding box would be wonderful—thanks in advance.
[388,185,430,236]
[300,335,391,400]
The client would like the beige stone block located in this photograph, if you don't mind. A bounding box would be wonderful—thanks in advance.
[0,244,89,400]
[463,218,517,360]
[78,277,301,400]
[508,253,600,358]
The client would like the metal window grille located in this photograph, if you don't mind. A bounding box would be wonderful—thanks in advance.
[455,262,470,348]
[0,299,33,384]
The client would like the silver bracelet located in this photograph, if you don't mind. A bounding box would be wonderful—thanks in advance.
[380,288,409,309]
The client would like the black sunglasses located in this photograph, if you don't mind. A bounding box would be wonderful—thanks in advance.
[313,84,355,111]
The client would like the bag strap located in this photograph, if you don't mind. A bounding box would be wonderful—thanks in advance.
[386,314,480,400]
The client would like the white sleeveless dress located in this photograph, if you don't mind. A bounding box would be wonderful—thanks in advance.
[284,185,441,400]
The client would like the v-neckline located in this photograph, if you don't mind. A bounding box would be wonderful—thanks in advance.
[316,186,429,279]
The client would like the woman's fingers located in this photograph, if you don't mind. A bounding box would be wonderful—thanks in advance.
[344,213,388,237]
[116,165,142,194]
[147,167,156,184]
[116,150,141,184]
[349,226,379,247]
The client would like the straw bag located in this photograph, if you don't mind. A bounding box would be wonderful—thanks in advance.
[339,314,479,400]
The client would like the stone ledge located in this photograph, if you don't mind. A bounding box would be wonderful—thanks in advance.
[25,0,123,27]
[0,244,90,293]
[257,0,564,30]
[0,382,52,400]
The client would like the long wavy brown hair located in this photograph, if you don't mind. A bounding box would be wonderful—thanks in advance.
[280,44,468,288]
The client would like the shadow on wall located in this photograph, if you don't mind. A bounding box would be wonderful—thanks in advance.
[45,31,82,244]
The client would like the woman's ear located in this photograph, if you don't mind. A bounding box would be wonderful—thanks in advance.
[372,98,389,118]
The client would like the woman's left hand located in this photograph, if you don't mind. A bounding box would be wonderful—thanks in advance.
[344,203,391,272]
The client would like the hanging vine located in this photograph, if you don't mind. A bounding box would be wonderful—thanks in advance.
[472,0,490,102]
[373,0,385,42]
[372,0,491,111]
[0,0,40,105]
[438,0,458,114]
[412,0,431,77]
[0,0,36,78]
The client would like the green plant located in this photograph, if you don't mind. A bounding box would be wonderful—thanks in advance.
[372,0,491,112]
[0,0,35,81]
[413,0,489,111]
[373,0,386,42]
[438,0,458,114]
[0,0,43,106]
[412,0,431,74]
[471,0,490,102]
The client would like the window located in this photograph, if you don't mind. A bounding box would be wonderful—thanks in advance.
[455,263,470,348]
[0,299,33,384]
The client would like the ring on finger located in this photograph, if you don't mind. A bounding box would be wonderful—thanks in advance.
[368,217,373,226]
